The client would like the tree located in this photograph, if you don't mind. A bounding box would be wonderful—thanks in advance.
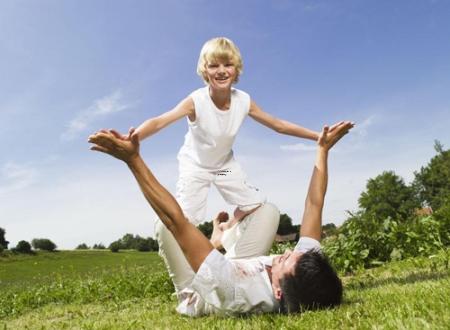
[109,234,158,252]
[322,223,338,238]
[31,238,57,252]
[197,221,213,239]
[120,233,135,249]
[109,241,121,253]
[277,213,296,235]
[414,141,450,211]
[76,243,89,250]
[14,240,32,254]
[358,171,420,222]
[0,227,9,250]
[92,243,106,249]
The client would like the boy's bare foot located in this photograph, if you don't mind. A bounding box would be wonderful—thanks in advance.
[210,212,229,249]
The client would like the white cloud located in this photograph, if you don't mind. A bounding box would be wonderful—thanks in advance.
[61,90,132,141]
[0,162,38,194]
[280,143,316,152]
[352,115,376,139]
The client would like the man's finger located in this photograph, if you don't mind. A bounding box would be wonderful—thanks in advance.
[90,145,109,153]
[109,129,122,139]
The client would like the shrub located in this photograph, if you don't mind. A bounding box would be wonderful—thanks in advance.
[0,227,9,250]
[31,238,57,252]
[323,212,446,273]
[109,241,120,253]
[433,200,450,246]
[76,243,89,250]
[92,243,106,249]
[197,221,213,239]
[14,240,32,254]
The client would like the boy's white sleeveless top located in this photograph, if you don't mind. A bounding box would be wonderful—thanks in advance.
[177,86,250,170]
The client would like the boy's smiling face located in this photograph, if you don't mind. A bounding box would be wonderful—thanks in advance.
[206,58,237,91]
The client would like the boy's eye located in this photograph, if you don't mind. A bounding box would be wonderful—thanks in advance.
[225,63,234,67]
[208,64,219,68]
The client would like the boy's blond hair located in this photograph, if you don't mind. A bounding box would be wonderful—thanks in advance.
[197,37,243,84]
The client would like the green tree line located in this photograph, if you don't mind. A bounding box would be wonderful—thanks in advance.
[324,140,450,272]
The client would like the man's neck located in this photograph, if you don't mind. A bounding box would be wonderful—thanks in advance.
[265,265,273,284]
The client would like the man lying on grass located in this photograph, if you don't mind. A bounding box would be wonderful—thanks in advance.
[88,121,353,316]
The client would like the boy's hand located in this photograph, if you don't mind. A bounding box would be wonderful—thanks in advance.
[109,127,135,141]
[317,121,354,151]
[88,127,140,163]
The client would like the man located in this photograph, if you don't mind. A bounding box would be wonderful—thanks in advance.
[88,120,353,316]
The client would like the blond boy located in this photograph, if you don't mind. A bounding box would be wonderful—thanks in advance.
[127,37,320,224]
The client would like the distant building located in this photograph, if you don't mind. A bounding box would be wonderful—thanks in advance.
[275,233,298,243]
[415,207,433,217]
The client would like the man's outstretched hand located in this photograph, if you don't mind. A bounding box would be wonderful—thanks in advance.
[88,127,140,163]
[317,121,354,151]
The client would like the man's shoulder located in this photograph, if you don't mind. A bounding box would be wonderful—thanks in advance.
[294,236,322,253]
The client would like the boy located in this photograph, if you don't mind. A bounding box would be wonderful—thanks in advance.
[127,37,320,224]
[88,120,353,315]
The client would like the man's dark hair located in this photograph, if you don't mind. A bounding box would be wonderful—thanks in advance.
[280,249,342,313]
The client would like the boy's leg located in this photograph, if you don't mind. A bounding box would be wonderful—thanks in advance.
[213,160,277,258]
[176,170,213,225]
[222,203,280,259]
[155,220,195,294]
[213,159,266,212]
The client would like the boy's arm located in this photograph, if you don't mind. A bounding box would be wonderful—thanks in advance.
[299,122,354,241]
[88,130,213,272]
[134,96,195,141]
[248,100,319,141]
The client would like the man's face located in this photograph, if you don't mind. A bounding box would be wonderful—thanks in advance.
[270,249,303,300]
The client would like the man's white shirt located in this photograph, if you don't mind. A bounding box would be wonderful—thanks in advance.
[176,237,321,316]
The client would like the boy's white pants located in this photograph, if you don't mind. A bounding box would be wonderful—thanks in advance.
[155,202,280,294]
[176,159,266,225]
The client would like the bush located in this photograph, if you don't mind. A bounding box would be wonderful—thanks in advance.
[109,241,120,253]
[92,243,106,249]
[433,201,450,246]
[197,221,213,239]
[109,234,158,252]
[76,243,90,250]
[31,238,57,252]
[14,240,32,254]
[323,212,446,273]
[0,227,9,250]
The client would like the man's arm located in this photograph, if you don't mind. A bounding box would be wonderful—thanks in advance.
[299,122,354,241]
[248,100,319,141]
[88,130,213,272]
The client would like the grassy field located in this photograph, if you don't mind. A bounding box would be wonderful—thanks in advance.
[1,249,449,329]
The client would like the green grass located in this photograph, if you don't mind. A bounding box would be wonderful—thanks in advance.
[0,250,161,291]
[1,250,449,329]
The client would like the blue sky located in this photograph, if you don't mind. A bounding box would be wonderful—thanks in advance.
[1,0,449,249]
